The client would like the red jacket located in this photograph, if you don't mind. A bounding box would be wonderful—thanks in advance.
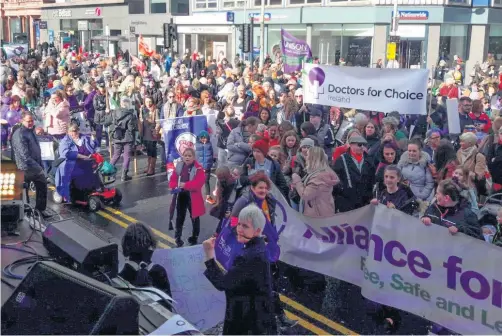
[169,161,206,219]
[468,112,492,133]
[263,131,280,147]
[332,145,348,162]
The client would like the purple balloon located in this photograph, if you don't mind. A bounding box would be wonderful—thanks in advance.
[308,67,326,86]
[6,109,21,127]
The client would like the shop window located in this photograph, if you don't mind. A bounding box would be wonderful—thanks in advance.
[151,0,167,13]
[222,0,246,8]
[194,0,218,9]
[488,25,502,61]
[439,24,468,64]
[289,0,320,4]
[311,24,373,67]
[253,0,282,5]
[128,0,145,14]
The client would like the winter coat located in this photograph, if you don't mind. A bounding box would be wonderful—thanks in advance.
[294,168,339,218]
[204,237,277,335]
[216,118,240,149]
[376,184,418,216]
[422,199,483,240]
[162,102,184,119]
[226,126,251,167]
[92,93,107,124]
[469,112,492,134]
[45,100,70,135]
[83,91,97,120]
[242,156,290,200]
[168,161,206,218]
[11,125,43,174]
[103,108,137,144]
[55,134,97,201]
[456,147,487,180]
[486,142,502,185]
[332,151,375,212]
[196,141,214,170]
[397,151,435,201]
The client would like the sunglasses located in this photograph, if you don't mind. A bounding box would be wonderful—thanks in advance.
[352,143,365,147]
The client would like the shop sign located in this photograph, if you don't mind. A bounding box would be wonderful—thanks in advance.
[52,9,72,18]
[84,7,102,16]
[177,26,232,34]
[249,13,271,22]
[393,10,429,20]
[226,12,234,23]
[38,21,48,29]
[78,20,88,31]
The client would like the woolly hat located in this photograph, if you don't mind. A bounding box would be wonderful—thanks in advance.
[253,138,270,156]
[198,130,209,139]
[299,138,315,148]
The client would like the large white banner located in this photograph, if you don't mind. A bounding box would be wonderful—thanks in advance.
[303,64,429,115]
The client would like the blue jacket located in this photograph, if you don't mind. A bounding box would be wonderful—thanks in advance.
[195,141,214,170]
[55,134,97,201]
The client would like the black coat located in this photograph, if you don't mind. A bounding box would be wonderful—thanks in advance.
[486,142,502,185]
[104,108,137,144]
[332,151,376,212]
[204,237,277,335]
[423,199,483,240]
[92,93,107,124]
[11,126,43,174]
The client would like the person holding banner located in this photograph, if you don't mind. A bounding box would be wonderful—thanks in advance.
[203,204,277,335]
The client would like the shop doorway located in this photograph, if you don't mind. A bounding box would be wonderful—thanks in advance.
[398,40,424,69]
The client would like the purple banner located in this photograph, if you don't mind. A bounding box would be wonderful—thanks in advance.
[280,28,312,74]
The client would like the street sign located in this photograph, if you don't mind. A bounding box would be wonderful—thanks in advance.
[130,26,136,33]
[38,21,48,29]
[226,12,234,23]
[389,35,400,43]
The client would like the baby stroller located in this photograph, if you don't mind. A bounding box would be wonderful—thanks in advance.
[478,192,502,227]
[50,153,122,211]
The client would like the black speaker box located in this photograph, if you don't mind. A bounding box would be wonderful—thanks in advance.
[42,219,118,281]
[1,261,140,335]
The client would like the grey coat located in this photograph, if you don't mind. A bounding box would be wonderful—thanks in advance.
[11,126,43,174]
[397,151,435,201]
[226,126,251,167]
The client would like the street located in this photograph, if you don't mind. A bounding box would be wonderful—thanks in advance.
[40,154,431,335]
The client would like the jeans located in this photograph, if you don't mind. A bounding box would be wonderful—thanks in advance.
[204,169,211,196]
[111,142,132,172]
[217,148,227,168]
[95,124,109,149]
[159,141,167,166]
[25,169,47,211]
[175,190,201,243]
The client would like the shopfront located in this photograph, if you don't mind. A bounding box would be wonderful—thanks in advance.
[40,5,128,53]
[174,13,233,60]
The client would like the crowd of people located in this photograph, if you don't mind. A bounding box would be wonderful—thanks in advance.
[1,45,502,335]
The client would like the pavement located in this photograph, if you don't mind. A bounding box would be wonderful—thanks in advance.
[3,149,432,335]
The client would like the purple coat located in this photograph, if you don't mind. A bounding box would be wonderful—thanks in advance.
[83,91,97,120]
[67,95,80,112]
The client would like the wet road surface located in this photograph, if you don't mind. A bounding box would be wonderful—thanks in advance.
[29,152,431,335]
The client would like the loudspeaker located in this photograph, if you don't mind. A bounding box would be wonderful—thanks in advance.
[42,219,118,281]
[1,261,140,335]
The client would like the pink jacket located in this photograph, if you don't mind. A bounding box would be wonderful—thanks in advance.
[169,161,206,219]
[46,100,70,135]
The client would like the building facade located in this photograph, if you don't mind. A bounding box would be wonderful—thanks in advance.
[1,0,43,47]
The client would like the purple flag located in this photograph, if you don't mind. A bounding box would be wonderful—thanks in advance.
[280,28,312,73]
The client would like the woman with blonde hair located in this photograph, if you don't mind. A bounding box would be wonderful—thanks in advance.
[292,146,339,217]
[457,131,490,195]
[44,89,70,140]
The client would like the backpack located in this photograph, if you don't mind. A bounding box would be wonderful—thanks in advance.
[124,260,157,287]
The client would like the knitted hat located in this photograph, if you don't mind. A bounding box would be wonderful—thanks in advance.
[300,138,315,148]
[198,130,209,139]
[253,138,270,156]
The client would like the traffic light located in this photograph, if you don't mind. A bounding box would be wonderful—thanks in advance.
[163,22,178,49]
[242,24,251,53]
[163,23,171,49]
[238,25,244,53]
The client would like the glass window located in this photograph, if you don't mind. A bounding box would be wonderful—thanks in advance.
[488,26,502,61]
[194,0,217,9]
[267,24,307,61]
[439,24,468,63]
[253,0,282,5]
[311,24,373,66]
[151,0,167,13]
[222,0,245,7]
[289,0,320,4]
[129,0,145,14]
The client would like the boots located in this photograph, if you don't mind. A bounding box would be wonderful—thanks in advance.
[121,170,132,182]
[187,236,198,246]
[146,157,156,176]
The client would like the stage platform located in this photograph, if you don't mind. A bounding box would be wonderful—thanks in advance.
[1,211,196,335]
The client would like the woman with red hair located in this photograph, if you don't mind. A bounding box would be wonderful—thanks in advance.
[243,85,265,119]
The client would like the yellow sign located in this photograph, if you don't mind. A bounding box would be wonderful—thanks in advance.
[387,42,396,61]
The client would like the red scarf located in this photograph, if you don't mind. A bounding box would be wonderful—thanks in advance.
[351,152,363,163]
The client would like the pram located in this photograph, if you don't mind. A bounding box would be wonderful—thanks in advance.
[50,153,122,211]
[478,192,502,226]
